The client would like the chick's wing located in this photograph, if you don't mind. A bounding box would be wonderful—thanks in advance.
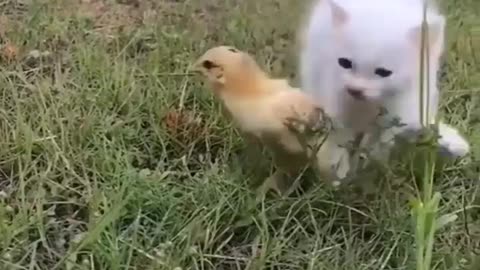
[271,90,325,134]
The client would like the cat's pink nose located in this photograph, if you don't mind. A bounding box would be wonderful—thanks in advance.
[347,88,366,100]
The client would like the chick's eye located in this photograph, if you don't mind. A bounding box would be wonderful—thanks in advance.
[374,67,393,77]
[338,58,353,69]
[202,60,214,69]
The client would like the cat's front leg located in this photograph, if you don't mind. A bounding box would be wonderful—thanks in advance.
[437,122,470,159]
[368,130,396,163]
[395,121,470,159]
[315,134,351,184]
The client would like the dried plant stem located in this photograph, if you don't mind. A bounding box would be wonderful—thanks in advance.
[413,2,441,270]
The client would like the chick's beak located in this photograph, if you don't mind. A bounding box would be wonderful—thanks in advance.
[189,59,203,74]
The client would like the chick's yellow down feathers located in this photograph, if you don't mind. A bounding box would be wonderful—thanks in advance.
[193,46,331,195]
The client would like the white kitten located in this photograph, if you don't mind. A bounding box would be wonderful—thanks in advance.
[300,0,470,179]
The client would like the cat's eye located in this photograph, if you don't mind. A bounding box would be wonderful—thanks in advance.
[228,47,238,53]
[338,58,353,69]
[375,67,393,77]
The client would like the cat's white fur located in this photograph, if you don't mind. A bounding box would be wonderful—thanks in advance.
[300,0,470,179]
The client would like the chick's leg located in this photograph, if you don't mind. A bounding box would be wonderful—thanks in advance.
[256,170,286,197]
[241,132,266,173]
[256,168,305,197]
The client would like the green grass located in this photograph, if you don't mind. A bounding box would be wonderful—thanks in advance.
[0,0,479,269]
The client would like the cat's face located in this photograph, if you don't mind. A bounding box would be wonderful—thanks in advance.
[328,0,445,102]
[335,31,415,102]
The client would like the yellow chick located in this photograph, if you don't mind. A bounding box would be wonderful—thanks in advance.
[193,46,331,195]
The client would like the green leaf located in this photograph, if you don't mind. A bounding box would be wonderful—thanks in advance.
[436,213,458,231]
[425,192,441,210]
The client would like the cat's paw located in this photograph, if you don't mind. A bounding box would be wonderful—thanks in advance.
[438,123,470,159]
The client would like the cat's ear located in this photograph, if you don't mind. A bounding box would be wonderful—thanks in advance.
[328,0,348,27]
[408,17,445,55]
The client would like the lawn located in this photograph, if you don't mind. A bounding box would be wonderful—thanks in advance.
[0,0,479,269]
